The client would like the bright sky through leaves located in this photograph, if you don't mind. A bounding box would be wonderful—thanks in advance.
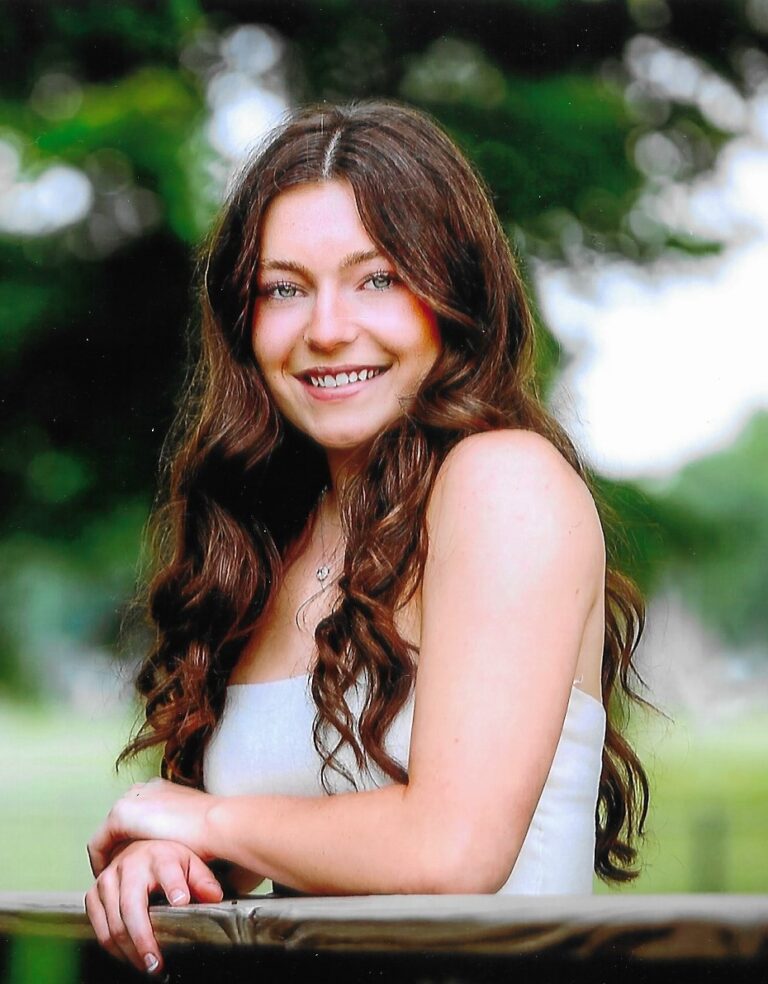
[538,88,768,480]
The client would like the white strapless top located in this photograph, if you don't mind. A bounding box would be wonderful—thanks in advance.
[203,674,606,894]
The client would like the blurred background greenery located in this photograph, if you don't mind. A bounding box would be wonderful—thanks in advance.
[1,0,767,898]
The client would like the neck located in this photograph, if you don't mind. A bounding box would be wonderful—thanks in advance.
[325,445,369,501]
[318,483,342,535]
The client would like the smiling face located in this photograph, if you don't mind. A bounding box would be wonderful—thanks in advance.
[251,180,441,465]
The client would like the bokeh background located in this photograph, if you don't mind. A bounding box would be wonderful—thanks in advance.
[2,0,767,900]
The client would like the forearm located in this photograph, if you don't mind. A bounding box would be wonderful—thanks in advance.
[205,783,473,895]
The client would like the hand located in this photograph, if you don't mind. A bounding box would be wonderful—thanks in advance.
[88,778,218,877]
[84,839,223,975]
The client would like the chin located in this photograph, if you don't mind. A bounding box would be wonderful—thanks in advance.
[311,420,392,451]
[318,434,377,453]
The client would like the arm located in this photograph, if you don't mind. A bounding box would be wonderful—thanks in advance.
[91,430,605,894]
[206,431,605,892]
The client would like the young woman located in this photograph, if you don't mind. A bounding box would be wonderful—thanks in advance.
[85,101,648,976]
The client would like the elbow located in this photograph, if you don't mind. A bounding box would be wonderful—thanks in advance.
[424,855,514,895]
[423,868,509,895]
[405,825,519,895]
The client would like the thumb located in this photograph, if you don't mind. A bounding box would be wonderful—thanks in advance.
[187,855,224,902]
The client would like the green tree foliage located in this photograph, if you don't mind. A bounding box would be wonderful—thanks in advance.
[657,412,768,650]
[1,0,766,689]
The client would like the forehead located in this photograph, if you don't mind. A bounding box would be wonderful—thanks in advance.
[259,180,375,259]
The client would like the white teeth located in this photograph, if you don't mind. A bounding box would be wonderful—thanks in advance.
[309,368,382,388]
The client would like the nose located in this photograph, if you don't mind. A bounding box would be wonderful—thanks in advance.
[303,284,358,351]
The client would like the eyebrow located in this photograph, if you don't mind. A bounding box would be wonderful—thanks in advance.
[259,249,384,278]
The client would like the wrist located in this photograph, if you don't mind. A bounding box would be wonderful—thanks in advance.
[200,794,226,862]
[204,796,237,864]
[205,796,268,877]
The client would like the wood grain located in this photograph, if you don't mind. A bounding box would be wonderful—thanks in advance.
[1,892,766,962]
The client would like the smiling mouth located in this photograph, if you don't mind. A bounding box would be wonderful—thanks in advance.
[303,367,388,389]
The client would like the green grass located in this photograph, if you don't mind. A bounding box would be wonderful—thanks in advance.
[0,700,140,892]
[1,700,766,894]
[596,707,768,893]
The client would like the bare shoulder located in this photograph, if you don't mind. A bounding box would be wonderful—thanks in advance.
[426,430,605,600]
[429,429,600,516]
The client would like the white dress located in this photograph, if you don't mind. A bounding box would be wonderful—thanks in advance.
[203,673,606,894]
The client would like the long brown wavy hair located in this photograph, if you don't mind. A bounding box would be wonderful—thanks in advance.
[121,100,649,883]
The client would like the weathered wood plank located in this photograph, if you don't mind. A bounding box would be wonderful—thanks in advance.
[1,893,766,962]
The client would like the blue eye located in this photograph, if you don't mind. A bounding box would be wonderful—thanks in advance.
[364,271,396,291]
[264,281,299,300]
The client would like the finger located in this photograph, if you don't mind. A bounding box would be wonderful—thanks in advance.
[88,823,114,877]
[87,844,94,877]
[119,879,163,977]
[98,868,146,974]
[186,855,224,903]
[88,838,127,878]
[154,857,192,907]
[91,796,141,877]
[84,886,123,964]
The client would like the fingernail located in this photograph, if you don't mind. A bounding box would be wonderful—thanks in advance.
[144,953,159,974]
[169,890,186,905]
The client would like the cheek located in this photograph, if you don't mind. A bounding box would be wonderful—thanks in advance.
[386,296,440,353]
[250,325,282,377]
[252,347,291,418]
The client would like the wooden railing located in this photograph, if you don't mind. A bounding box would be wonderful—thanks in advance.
[1,892,767,982]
